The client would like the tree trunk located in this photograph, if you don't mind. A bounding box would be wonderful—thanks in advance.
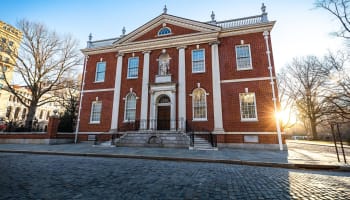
[310,118,318,140]
[25,103,37,131]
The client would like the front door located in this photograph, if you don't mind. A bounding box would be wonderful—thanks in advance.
[157,106,170,130]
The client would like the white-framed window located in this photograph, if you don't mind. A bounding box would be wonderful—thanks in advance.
[158,27,172,36]
[90,101,102,123]
[239,92,258,121]
[95,61,106,82]
[192,88,207,120]
[124,93,137,121]
[236,44,252,70]
[192,49,205,73]
[127,57,139,78]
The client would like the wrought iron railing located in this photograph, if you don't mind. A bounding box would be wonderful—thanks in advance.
[185,120,217,148]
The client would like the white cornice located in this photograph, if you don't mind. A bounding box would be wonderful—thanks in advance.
[81,22,275,56]
[115,14,220,45]
[83,88,115,93]
[221,76,276,83]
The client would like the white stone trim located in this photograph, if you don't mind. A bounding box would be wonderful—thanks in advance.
[211,42,224,133]
[221,77,275,83]
[140,51,150,129]
[110,54,123,130]
[76,132,105,134]
[82,33,218,56]
[178,47,186,130]
[83,88,115,93]
[217,132,278,135]
[149,86,177,130]
[116,14,220,44]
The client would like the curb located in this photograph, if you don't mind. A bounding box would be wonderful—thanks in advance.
[1,149,349,172]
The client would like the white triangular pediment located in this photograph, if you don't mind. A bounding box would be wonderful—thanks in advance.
[114,14,221,45]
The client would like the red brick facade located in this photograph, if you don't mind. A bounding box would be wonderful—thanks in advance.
[78,11,283,147]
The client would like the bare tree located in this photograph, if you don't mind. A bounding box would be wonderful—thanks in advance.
[0,19,81,130]
[315,0,350,39]
[57,76,81,132]
[282,56,333,139]
[324,51,350,120]
[277,71,297,130]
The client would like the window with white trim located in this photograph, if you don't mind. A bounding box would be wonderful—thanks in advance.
[124,93,136,121]
[192,49,205,73]
[90,101,102,123]
[239,92,258,121]
[158,27,171,36]
[192,88,207,120]
[127,57,139,78]
[95,62,106,82]
[236,45,252,70]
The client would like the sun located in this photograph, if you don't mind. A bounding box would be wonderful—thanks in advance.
[275,109,297,125]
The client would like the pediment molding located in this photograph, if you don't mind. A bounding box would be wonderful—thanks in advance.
[115,14,220,45]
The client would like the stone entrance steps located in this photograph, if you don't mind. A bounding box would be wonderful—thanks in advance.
[115,131,189,148]
[190,135,218,151]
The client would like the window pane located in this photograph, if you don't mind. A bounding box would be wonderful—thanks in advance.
[91,102,102,122]
[125,94,136,121]
[128,57,139,78]
[95,62,106,82]
[158,27,171,35]
[192,49,205,72]
[236,45,252,70]
[193,89,207,119]
[240,93,257,120]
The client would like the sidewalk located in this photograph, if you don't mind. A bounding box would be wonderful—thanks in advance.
[0,142,349,171]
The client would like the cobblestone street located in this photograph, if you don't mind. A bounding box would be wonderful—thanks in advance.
[0,153,349,199]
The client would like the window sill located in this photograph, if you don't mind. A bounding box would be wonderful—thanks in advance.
[192,71,206,74]
[126,77,138,80]
[237,67,253,71]
[192,118,208,122]
[94,80,105,83]
[123,120,136,123]
[89,121,100,124]
[241,119,258,122]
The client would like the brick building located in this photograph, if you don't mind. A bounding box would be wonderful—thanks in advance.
[78,5,285,149]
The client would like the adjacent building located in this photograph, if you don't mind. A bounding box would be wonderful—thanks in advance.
[78,5,285,149]
[0,20,22,120]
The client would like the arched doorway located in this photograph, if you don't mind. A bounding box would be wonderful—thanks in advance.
[157,95,170,130]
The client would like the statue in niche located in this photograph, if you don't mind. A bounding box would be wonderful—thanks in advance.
[158,51,170,76]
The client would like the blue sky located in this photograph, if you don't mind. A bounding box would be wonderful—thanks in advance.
[1,0,345,71]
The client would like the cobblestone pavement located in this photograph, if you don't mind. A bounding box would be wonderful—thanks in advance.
[0,153,349,200]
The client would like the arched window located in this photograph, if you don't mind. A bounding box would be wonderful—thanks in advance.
[124,93,137,121]
[158,27,171,36]
[14,107,20,120]
[21,108,27,120]
[6,106,12,118]
[39,110,43,119]
[192,88,207,120]
[158,95,170,104]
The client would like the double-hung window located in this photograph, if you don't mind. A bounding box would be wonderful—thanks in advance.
[90,101,102,123]
[192,88,207,120]
[127,57,139,78]
[236,45,252,70]
[124,93,136,121]
[95,62,106,82]
[192,49,205,73]
[239,93,258,121]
